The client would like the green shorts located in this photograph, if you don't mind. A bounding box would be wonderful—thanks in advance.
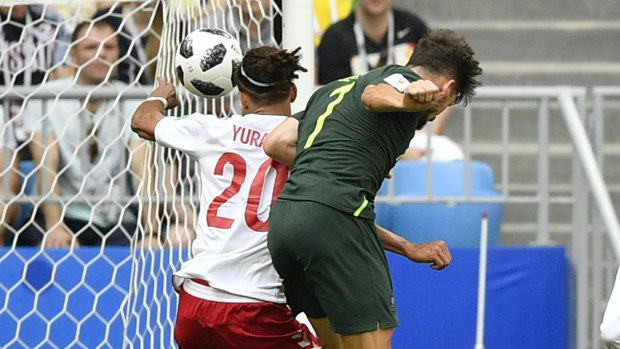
[267,199,398,335]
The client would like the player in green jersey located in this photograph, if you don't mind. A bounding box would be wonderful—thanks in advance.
[264,29,482,349]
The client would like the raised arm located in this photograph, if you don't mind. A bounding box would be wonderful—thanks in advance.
[131,76,179,141]
[263,117,299,168]
[375,223,451,270]
[362,77,455,119]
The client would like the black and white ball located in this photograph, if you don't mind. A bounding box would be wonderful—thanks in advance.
[175,28,242,98]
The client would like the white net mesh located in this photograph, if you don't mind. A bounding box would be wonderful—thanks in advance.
[0,1,288,347]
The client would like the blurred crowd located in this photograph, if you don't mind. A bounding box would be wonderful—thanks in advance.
[0,0,462,249]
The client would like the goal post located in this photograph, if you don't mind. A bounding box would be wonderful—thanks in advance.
[0,1,315,347]
[281,0,315,113]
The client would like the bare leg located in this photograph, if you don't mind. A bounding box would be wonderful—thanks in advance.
[308,317,343,349]
[342,326,393,349]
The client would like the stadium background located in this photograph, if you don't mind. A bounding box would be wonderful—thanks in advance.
[1,0,619,348]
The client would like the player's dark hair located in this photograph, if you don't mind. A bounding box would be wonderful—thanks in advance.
[236,46,307,105]
[406,29,482,105]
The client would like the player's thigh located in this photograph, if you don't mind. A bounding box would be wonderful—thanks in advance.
[342,327,394,349]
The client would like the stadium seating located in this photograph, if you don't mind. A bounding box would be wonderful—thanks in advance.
[375,161,503,247]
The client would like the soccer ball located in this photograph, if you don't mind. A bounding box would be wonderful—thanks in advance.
[175,28,243,98]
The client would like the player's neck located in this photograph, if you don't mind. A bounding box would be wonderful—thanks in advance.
[251,102,290,117]
[355,8,390,44]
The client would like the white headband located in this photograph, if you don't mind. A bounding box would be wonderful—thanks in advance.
[240,65,277,87]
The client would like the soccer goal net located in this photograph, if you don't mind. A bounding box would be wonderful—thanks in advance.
[0,1,312,347]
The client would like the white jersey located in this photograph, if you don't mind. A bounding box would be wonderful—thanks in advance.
[154,113,288,303]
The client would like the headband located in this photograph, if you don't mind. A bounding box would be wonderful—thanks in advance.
[240,65,277,87]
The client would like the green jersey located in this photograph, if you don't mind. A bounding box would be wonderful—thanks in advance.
[279,65,429,219]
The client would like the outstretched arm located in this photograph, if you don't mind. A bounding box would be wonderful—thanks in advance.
[263,117,299,168]
[376,223,451,270]
[131,76,179,141]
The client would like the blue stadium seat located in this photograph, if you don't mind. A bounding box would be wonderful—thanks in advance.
[375,161,503,247]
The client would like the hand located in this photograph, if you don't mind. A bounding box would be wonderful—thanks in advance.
[43,226,78,248]
[151,76,179,109]
[403,79,454,120]
[405,80,440,103]
[404,240,451,270]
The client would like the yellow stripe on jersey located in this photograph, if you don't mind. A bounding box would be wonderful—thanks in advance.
[353,197,369,217]
[304,81,356,149]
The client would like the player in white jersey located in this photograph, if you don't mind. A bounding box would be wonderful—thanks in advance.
[131,46,321,349]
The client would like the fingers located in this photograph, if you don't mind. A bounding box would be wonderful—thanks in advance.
[155,75,175,90]
[427,241,452,270]
[406,80,440,103]
[150,76,179,109]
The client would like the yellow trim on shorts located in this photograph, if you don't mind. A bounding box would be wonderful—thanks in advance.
[353,197,369,217]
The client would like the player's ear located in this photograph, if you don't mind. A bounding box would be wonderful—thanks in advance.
[290,84,297,103]
[441,79,456,93]
[239,91,251,113]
